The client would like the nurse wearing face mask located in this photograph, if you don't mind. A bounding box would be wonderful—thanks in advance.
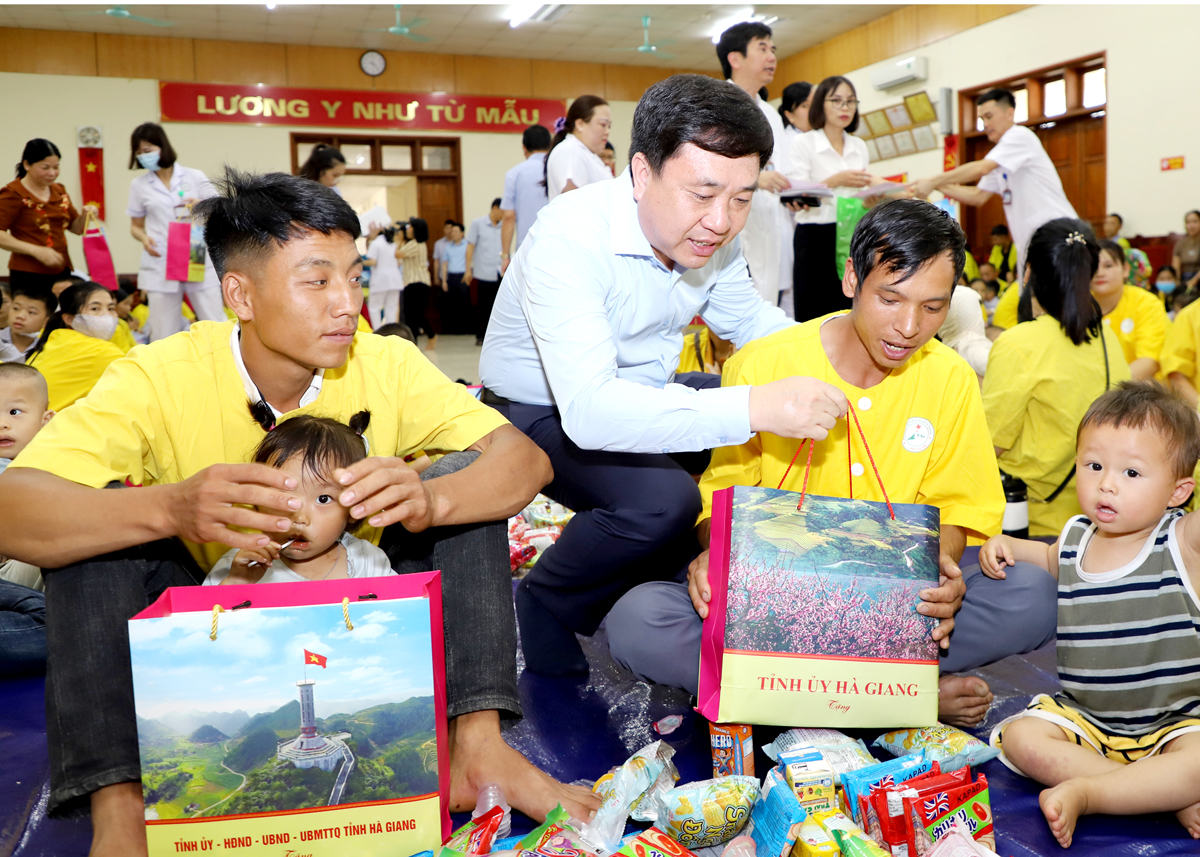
[126,123,225,342]
[26,282,124,412]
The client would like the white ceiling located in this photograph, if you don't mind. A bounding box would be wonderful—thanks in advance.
[0,3,902,70]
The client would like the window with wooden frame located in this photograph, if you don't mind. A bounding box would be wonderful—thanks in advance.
[960,52,1106,137]
[289,133,460,177]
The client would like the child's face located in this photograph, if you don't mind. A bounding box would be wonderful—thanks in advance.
[1091,250,1128,299]
[116,296,134,319]
[1075,423,1193,534]
[9,296,49,336]
[0,380,52,460]
[266,455,353,564]
[979,263,998,280]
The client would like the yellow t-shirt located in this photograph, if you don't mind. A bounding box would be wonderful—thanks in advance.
[12,320,509,571]
[1161,297,1200,381]
[982,315,1131,536]
[131,303,149,328]
[991,282,1021,329]
[27,327,125,412]
[699,315,1004,539]
[676,326,712,375]
[1100,286,1169,366]
[110,318,137,354]
[357,312,372,333]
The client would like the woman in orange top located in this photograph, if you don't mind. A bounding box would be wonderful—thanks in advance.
[0,139,97,294]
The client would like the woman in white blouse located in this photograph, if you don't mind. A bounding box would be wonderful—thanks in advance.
[544,95,612,201]
[786,76,878,322]
[126,123,225,341]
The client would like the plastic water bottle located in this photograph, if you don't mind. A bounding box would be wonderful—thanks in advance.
[722,836,757,857]
[1002,473,1029,539]
[471,783,512,839]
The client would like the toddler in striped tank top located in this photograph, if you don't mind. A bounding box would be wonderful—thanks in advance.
[979,381,1200,847]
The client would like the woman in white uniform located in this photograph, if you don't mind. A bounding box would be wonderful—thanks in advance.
[363,222,404,328]
[544,95,612,202]
[126,123,225,342]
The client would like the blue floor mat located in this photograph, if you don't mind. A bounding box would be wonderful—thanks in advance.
[4,611,1199,855]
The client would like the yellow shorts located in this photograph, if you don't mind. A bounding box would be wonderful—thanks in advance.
[989,694,1200,776]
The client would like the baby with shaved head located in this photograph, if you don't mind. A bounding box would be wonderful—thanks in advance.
[0,364,53,472]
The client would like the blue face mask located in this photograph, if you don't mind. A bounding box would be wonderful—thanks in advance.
[1157,280,1177,294]
[136,151,161,171]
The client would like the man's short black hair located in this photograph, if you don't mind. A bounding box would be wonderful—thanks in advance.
[631,74,773,174]
[990,223,1010,238]
[444,219,455,227]
[522,124,551,152]
[1108,212,1123,225]
[715,21,773,80]
[849,199,967,293]
[193,169,361,279]
[977,88,1016,109]
[491,197,502,209]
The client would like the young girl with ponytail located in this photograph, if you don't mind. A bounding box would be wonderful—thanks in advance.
[982,218,1131,536]
[26,282,124,411]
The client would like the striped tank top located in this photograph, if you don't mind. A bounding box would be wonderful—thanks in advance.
[1056,511,1200,736]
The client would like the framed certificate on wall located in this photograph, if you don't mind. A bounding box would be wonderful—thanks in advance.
[865,137,880,162]
[875,134,898,160]
[864,110,892,137]
[912,124,938,152]
[893,129,917,156]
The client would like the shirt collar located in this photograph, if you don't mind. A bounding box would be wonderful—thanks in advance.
[609,169,655,259]
[229,324,324,419]
[812,130,849,154]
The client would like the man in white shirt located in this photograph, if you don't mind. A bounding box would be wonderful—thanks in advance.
[500,125,551,274]
[466,199,504,345]
[911,88,1077,278]
[717,21,794,311]
[479,74,848,676]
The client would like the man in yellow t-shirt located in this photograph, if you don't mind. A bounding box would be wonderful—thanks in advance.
[0,172,597,852]
[607,200,1057,727]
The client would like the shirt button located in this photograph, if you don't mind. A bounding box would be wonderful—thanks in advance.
[858,397,872,411]
[719,436,728,444]
[851,463,865,477]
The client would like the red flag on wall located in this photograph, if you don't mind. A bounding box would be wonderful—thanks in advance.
[303,649,328,668]
[943,134,959,172]
[78,147,105,221]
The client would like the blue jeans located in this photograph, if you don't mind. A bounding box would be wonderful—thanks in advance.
[0,579,45,675]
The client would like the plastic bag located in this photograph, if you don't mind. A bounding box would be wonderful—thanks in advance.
[650,776,759,849]
[872,723,999,772]
[762,728,875,785]
[834,197,868,279]
[587,742,670,852]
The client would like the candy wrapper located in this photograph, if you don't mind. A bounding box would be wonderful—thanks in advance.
[616,828,697,857]
[440,806,505,856]
[746,767,806,857]
[588,742,670,852]
[526,495,575,528]
[631,745,681,823]
[710,723,754,777]
[923,819,999,857]
[808,810,889,857]
[518,805,597,857]
[839,752,932,828]
[903,774,993,855]
[510,541,537,571]
[873,724,999,772]
[762,729,875,785]
[792,817,838,857]
[650,776,759,850]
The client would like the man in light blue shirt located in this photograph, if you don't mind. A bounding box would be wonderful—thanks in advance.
[439,222,470,334]
[467,199,504,345]
[500,125,551,271]
[479,74,848,675]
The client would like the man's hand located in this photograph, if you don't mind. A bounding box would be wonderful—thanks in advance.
[464,271,473,285]
[909,177,939,200]
[748,377,849,440]
[979,535,1015,579]
[758,171,791,193]
[165,463,300,550]
[334,456,438,532]
[921,554,967,649]
[501,257,510,275]
[687,549,712,618]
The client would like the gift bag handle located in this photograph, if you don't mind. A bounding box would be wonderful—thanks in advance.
[776,401,894,519]
[82,208,102,237]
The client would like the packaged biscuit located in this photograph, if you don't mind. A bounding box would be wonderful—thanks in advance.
[839,753,932,828]
[869,767,969,852]
[762,729,876,785]
[872,724,999,772]
[790,818,838,857]
[747,767,807,857]
[903,774,994,855]
[710,723,755,778]
[650,776,760,849]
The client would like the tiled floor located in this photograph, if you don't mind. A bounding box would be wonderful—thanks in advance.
[415,334,484,385]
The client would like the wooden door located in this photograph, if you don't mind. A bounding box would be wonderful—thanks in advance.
[417,176,461,332]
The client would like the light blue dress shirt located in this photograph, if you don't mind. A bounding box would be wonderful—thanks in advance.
[479,169,794,454]
[500,152,549,251]
[467,215,503,281]
[443,240,467,275]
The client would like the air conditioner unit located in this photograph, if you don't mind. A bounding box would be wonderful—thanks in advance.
[870,56,928,91]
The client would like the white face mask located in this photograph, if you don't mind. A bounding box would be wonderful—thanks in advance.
[71,313,119,341]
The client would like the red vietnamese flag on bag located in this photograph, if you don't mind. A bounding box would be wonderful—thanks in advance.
[303,648,328,668]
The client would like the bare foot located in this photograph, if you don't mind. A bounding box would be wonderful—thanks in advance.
[89,782,148,857]
[1040,779,1089,848]
[938,674,993,727]
[1177,800,1200,839]
[448,710,600,823]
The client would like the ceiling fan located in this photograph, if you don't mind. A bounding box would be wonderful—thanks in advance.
[64,5,172,27]
[362,4,430,42]
[609,16,676,59]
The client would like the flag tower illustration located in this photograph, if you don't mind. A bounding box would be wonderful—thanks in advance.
[277,649,352,780]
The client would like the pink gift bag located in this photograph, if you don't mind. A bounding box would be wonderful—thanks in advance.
[82,220,118,291]
[164,220,192,281]
[128,572,451,857]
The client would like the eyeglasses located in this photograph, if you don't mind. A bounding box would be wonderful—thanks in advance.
[826,97,858,109]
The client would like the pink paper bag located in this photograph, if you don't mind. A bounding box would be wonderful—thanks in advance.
[164,220,192,281]
[82,226,118,291]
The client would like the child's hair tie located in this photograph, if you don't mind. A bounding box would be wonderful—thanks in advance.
[1065,231,1086,245]
[553,116,567,135]
[248,398,276,432]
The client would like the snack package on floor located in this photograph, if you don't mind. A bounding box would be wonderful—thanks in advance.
[526,495,575,529]
[791,818,838,857]
[519,805,597,857]
[440,806,504,856]
[922,819,999,857]
[510,541,537,571]
[830,828,892,857]
[651,776,760,849]
[868,767,968,852]
[588,742,671,851]
[762,728,875,784]
[631,745,681,823]
[616,827,698,857]
[746,767,807,857]
[839,753,931,828]
[872,724,999,772]
[902,774,993,855]
[710,723,755,777]
[778,748,836,814]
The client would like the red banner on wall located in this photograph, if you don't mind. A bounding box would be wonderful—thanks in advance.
[159,81,564,134]
[78,146,105,221]
[943,134,959,172]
